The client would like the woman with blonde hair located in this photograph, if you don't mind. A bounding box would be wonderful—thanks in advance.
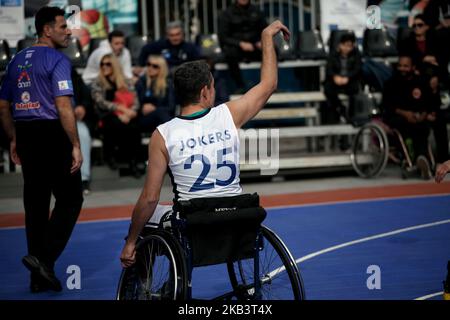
[91,53,143,177]
[135,55,175,134]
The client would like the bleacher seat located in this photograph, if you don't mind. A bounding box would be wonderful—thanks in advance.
[0,39,11,71]
[363,28,397,57]
[126,35,151,66]
[16,37,36,52]
[328,29,355,53]
[59,37,86,68]
[297,30,327,59]
[274,32,296,61]
[197,34,223,62]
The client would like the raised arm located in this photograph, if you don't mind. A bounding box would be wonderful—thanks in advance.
[226,20,290,129]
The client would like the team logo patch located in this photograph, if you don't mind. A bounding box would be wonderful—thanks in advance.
[17,62,32,88]
[58,80,73,91]
[21,91,30,103]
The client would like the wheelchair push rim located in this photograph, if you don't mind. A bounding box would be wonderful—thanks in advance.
[116,229,188,300]
[351,122,389,178]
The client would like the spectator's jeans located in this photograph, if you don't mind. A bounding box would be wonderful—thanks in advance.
[222,45,262,90]
[323,80,360,123]
[77,121,92,182]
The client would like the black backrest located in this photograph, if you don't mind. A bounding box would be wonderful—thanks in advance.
[59,37,86,68]
[16,38,36,52]
[175,193,267,267]
[396,27,413,51]
[0,39,11,71]
[328,29,355,53]
[297,30,327,59]
[126,35,151,66]
[363,28,397,57]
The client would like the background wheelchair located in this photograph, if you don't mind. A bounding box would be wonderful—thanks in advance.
[351,117,435,179]
[116,193,306,300]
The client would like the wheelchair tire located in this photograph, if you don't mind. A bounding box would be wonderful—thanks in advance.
[351,122,389,178]
[116,229,188,300]
[227,225,306,300]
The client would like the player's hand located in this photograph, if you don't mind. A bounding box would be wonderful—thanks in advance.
[10,140,21,165]
[262,20,290,42]
[435,161,450,183]
[71,146,83,174]
[239,41,255,52]
[120,242,136,268]
[74,106,86,121]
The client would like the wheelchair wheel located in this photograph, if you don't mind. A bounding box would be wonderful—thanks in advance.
[116,229,188,300]
[227,226,305,300]
[351,122,389,178]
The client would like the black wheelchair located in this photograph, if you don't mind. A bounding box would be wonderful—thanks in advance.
[116,193,305,300]
[351,117,435,178]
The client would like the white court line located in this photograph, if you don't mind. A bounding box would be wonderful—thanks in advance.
[414,291,444,300]
[268,218,450,279]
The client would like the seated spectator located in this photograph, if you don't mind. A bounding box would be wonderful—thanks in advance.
[323,33,362,124]
[400,14,441,75]
[83,30,133,85]
[206,57,230,106]
[72,67,96,194]
[423,65,449,166]
[138,21,200,70]
[91,53,143,178]
[382,55,432,179]
[135,55,174,134]
[218,0,267,93]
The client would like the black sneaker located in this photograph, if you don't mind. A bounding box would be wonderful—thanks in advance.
[416,155,432,180]
[30,272,50,293]
[22,255,62,292]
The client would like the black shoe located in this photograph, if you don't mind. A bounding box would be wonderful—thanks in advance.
[30,272,50,293]
[22,255,62,292]
[416,155,432,180]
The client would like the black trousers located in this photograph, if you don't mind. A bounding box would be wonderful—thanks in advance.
[222,45,262,90]
[15,120,83,270]
[101,114,142,164]
[386,116,430,162]
[323,80,360,123]
[429,110,449,164]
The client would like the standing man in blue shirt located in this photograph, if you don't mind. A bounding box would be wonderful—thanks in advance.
[0,6,83,293]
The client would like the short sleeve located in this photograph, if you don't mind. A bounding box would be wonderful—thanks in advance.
[0,68,12,102]
[52,56,74,97]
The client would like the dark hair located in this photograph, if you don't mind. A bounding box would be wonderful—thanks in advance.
[413,14,427,24]
[35,6,66,37]
[173,61,212,107]
[108,30,125,42]
[339,33,356,44]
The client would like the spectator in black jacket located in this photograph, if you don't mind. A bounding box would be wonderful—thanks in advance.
[135,55,174,135]
[138,21,200,70]
[382,56,432,179]
[323,33,362,124]
[400,14,441,75]
[218,0,267,93]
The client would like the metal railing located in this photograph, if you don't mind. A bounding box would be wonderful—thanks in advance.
[141,0,319,41]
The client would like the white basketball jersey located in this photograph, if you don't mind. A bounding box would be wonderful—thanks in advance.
[157,104,242,201]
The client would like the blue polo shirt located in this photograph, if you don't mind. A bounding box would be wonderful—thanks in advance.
[0,46,73,121]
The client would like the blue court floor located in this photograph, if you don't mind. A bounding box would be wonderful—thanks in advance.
[0,194,449,300]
